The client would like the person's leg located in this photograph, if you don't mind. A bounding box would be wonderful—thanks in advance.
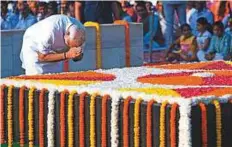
[167,52,179,62]
[176,4,186,25]
[197,50,208,61]
[23,51,42,75]
[163,3,175,46]
[213,53,224,60]
[20,38,41,75]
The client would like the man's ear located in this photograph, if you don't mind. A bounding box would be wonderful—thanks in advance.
[64,34,69,45]
[64,34,68,40]
[64,30,70,40]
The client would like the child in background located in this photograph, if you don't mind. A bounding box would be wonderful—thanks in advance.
[165,24,197,62]
[196,17,212,61]
[204,21,231,61]
[224,17,232,60]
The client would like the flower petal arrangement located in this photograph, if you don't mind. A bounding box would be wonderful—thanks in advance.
[8,71,116,86]
[1,61,232,147]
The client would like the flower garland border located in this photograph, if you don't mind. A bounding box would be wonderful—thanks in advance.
[47,89,55,147]
[110,93,120,147]
[79,92,88,147]
[63,60,69,72]
[1,69,232,147]
[213,100,222,147]
[123,96,133,147]
[178,100,192,147]
[160,101,168,147]
[39,88,46,147]
[7,85,14,147]
[0,85,6,144]
[19,86,26,147]
[146,99,155,147]
[170,103,178,147]
[134,98,142,147]
[229,99,232,103]
[101,95,110,147]
[28,87,35,147]
[199,102,207,147]
[60,90,69,147]
[90,93,98,147]
[68,91,76,147]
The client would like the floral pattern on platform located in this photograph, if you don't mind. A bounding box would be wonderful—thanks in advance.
[4,61,232,98]
[1,61,232,147]
[137,71,232,86]
[134,61,232,97]
[149,61,232,70]
[119,88,181,97]
[9,71,116,86]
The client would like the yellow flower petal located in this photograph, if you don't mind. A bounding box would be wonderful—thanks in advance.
[119,88,180,97]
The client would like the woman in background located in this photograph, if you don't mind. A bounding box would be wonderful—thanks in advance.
[165,24,197,62]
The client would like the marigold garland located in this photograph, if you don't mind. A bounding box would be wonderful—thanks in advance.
[146,99,155,147]
[0,85,6,144]
[226,61,232,65]
[11,71,116,81]
[160,101,168,147]
[134,98,142,147]
[84,22,102,69]
[60,90,68,147]
[79,92,87,147]
[28,87,35,147]
[90,93,98,147]
[68,91,76,147]
[170,103,178,147]
[229,99,232,103]
[19,86,26,147]
[7,85,14,147]
[114,20,131,67]
[199,102,207,147]
[63,60,69,72]
[213,100,222,147]
[123,96,133,147]
[39,88,46,147]
[101,95,109,147]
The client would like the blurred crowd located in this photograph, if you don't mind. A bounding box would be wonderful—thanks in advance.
[1,0,232,62]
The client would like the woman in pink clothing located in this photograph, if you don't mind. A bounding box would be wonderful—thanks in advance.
[165,24,197,63]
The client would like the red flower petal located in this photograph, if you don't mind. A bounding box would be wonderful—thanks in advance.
[175,87,217,98]
[197,61,232,70]
[203,76,232,85]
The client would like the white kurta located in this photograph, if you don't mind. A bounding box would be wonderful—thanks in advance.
[20,14,84,75]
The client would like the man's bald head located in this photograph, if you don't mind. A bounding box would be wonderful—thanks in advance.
[65,24,86,48]
[69,24,85,43]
